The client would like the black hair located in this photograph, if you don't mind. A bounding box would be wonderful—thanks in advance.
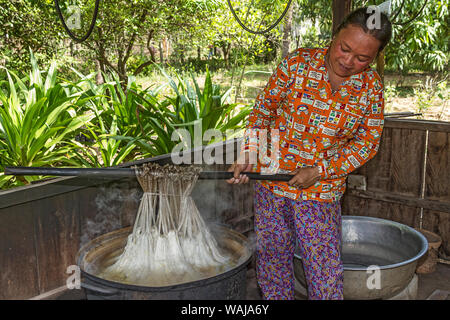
[333,7,392,53]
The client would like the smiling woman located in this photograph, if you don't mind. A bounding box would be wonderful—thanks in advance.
[226,7,392,300]
[326,25,381,90]
[326,7,393,89]
[332,7,392,53]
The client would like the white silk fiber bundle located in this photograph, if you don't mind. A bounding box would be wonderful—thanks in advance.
[101,164,230,286]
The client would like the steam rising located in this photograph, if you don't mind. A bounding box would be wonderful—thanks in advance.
[80,181,141,247]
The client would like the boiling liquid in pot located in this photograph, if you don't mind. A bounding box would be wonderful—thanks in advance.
[94,234,246,287]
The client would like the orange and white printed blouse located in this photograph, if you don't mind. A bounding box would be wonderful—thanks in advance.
[243,47,385,202]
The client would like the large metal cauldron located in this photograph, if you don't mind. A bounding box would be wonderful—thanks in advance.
[77,224,252,300]
[294,216,428,300]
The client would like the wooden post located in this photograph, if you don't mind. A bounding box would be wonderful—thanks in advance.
[281,1,294,58]
[332,0,353,34]
[376,50,385,83]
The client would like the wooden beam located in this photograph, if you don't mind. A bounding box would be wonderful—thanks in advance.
[0,176,132,210]
[347,189,450,213]
[384,118,450,133]
[332,0,353,34]
[376,50,385,82]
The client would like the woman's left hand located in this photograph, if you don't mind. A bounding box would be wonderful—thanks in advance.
[288,167,321,189]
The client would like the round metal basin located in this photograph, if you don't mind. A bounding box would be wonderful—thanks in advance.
[294,216,428,300]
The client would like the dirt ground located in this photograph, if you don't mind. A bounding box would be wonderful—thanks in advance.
[383,73,449,121]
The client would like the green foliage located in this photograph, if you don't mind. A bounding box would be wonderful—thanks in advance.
[0,0,447,77]
[73,0,218,80]
[385,0,449,73]
[413,77,449,118]
[0,52,94,188]
[295,0,332,41]
[116,66,251,157]
[67,71,145,167]
[293,0,448,73]
[0,0,63,73]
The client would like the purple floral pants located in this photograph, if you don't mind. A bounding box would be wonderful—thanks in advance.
[254,183,344,300]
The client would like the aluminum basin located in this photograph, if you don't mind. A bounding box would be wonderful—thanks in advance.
[294,216,428,300]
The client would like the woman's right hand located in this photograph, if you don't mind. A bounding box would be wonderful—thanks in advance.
[226,153,253,184]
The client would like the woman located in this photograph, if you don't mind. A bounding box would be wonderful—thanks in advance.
[227,8,392,300]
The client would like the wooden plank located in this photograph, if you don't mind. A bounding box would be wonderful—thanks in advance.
[425,131,450,202]
[28,285,68,300]
[384,118,450,133]
[0,202,40,299]
[332,0,352,33]
[355,126,425,198]
[420,131,449,258]
[33,192,81,294]
[357,127,393,191]
[388,128,425,197]
[214,178,239,225]
[212,159,241,226]
[211,137,254,230]
[357,127,426,196]
[421,210,450,259]
[342,194,420,228]
[212,140,236,224]
[230,181,247,224]
[0,176,129,210]
[347,189,450,213]
[343,194,389,220]
[243,181,255,219]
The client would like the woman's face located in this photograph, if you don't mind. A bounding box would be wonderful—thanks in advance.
[328,24,381,78]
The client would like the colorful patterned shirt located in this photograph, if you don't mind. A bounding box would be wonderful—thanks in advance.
[243,47,385,202]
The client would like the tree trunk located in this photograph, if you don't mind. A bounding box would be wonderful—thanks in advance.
[221,42,231,66]
[159,41,164,63]
[95,60,103,85]
[332,0,353,34]
[376,50,385,83]
[146,32,156,63]
[179,44,185,64]
[117,49,127,83]
[134,59,155,76]
[96,29,109,84]
[264,35,277,63]
[133,33,157,76]
[281,1,294,58]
